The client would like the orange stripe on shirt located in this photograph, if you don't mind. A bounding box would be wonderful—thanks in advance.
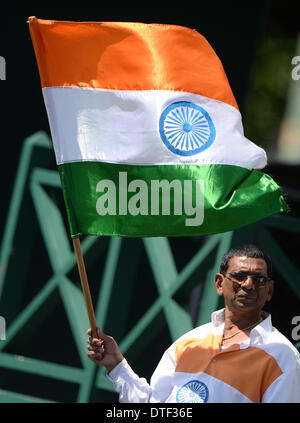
[175,336,283,402]
[28,17,238,110]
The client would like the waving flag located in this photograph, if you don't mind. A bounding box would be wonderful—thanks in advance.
[29,17,288,238]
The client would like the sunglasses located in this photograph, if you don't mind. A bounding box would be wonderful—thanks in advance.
[222,272,272,286]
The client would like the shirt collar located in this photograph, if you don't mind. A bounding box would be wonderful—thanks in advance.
[211,308,226,327]
[250,311,273,345]
[211,308,273,344]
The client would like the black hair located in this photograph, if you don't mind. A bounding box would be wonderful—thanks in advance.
[220,244,272,278]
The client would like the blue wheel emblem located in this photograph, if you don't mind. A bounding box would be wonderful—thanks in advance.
[159,101,216,156]
[176,380,209,403]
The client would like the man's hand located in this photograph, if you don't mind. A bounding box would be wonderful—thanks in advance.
[87,326,124,373]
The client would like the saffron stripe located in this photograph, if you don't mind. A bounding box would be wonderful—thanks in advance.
[29,17,238,109]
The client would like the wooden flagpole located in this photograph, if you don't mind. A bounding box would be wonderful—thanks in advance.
[72,237,98,339]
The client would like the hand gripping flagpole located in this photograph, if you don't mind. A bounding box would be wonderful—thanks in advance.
[72,237,98,339]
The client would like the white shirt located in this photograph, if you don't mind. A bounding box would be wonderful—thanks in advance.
[107,309,300,403]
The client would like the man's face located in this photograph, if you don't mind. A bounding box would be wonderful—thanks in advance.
[215,256,274,314]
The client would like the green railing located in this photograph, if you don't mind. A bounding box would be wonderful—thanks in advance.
[0,131,299,402]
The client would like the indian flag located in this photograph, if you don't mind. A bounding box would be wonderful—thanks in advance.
[29,17,288,238]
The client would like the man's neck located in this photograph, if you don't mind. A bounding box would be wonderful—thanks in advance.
[224,307,262,330]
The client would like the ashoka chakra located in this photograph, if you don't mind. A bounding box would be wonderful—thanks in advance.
[159,101,216,156]
[176,380,209,403]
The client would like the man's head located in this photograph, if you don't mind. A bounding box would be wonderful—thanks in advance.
[215,244,274,314]
[219,244,272,279]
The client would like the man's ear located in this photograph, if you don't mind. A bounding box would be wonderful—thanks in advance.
[215,273,224,296]
[266,280,274,302]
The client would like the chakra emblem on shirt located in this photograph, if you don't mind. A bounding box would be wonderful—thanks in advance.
[176,380,209,403]
[159,101,216,156]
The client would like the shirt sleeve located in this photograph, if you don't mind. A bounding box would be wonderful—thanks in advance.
[107,345,176,403]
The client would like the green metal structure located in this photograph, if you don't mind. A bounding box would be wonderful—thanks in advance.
[0,131,299,403]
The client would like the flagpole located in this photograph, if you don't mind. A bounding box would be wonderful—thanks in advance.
[72,237,98,339]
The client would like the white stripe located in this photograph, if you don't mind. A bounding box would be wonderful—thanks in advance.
[43,87,267,169]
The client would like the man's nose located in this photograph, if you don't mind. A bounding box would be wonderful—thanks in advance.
[241,275,256,289]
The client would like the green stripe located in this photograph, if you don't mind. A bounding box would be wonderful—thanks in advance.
[58,162,288,238]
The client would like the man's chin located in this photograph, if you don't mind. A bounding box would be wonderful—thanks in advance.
[238,295,257,305]
[233,296,259,310]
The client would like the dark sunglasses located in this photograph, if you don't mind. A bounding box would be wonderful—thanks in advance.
[222,272,272,286]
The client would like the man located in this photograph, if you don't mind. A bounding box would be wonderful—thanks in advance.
[87,244,300,402]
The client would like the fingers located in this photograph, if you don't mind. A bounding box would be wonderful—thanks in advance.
[87,342,104,352]
[87,339,105,362]
[87,333,104,351]
[87,344,104,355]
[86,326,110,365]
[87,350,104,362]
[87,326,107,340]
[87,337,104,349]
[87,328,98,338]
